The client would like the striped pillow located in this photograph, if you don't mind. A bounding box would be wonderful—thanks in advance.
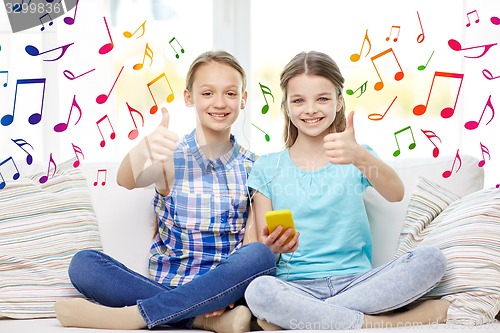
[0,158,102,319]
[397,178,500,325]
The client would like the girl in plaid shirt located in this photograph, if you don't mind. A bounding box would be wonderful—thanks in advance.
[55,51,276,332]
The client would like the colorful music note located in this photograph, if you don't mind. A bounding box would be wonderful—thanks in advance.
[370,48,404,91]
[442,149,462,178]
[417,51,434,71]
[420,129,442,158]
[466,10,480,27]
[1,70,8,87]
[123,20,147,39]
[448,39,497,59]
[99,16,114,55]
[63,68,96,80]
[39,153,57,184]
[393,126,416,157]
[346,81,368,98]
[169,37,185,59]
[491,16,500,25]
[416,11,425,43]
[147,72,175,114]
[25,42,74,62]
[94,169,107,186]
[251,123,270,142]
[11,138,34,165]
[54,95,82,132]
[413,71,464,118]
[477,142,490,168]
[126,102,144,140]
[96,115,116,147]
[39,13,53,31]
[72,143,84,168]
[482,69,500,80]
[63,0,79,25]
[133,43,154,70]
[464,95,494,130]
[259,82,274,114]
[368,96,397,121]
[96,66,124,104]
[350,29,371,62]
[0,157,20,190]
[1,78,46,126]
[385,25,400,42]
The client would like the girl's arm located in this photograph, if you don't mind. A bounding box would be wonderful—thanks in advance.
[252,192,299,253]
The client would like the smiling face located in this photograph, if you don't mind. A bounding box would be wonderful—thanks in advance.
[184,61,247,141]
[286,73,343,140]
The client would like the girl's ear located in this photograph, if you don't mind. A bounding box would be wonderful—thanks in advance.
[336,94,344,112]
[184,89,193,107]
[241,91,248,109]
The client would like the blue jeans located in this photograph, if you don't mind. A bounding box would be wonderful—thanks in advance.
[68,242,276,329]
[245,245,447,330]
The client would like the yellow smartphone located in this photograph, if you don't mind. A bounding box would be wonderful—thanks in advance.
[265,209,296,243]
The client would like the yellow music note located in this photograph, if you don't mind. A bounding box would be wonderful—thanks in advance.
[133,43,154,70]
[123,20,147,39]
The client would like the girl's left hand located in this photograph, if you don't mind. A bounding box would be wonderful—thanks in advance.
[323,111,360,164]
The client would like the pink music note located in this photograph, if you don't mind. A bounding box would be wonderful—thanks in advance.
[126,102,144,140]
[39,13,53,31]
[393,126,416,157]
[94,169,107,186]
[477,142,490,168]
[11,138,34,165]
[63,68,96,80]
[133,43,154,70]
[448,39,497,58]
[1,70,8,87]
[0,157,20,189]
[72,143,84,168]
[491,16,500,25]
[442,149,462,178]
[99,16,114,55]
[466,10,480,27]
[464,95,494,130]
[385,25,400,42]
[39,153,57,184]
[1,78,46,126]
[63,0,79,25]
[350,29,371,62]
[420,129,442,158]
[96,66,124,104]
[368,96,397,121]
[123,20,147,38]
[413,71,464,118]
[370,48,404,91]
[25,42,74,62]
[416,11,425,43]
[54,95,82,132]
[147,73,175,114]
[169,37,185,59]
[96,115,116,148]
[482,69,500,80]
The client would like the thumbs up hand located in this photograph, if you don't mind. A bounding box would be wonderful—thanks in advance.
[323,111,360,164]
[144,106,179,162]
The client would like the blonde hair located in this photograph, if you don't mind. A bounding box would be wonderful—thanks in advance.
[280,51,346,147]
[186,50,247,93]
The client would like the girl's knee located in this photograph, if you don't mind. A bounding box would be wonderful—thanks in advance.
[245,276,279,313]
[68,250,102,284]
[241,242,276,269]
[414,245,447,279]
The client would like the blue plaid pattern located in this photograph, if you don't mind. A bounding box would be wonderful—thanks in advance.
[149,130,256,286]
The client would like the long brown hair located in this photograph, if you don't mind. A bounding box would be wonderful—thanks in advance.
[280,51,346,147]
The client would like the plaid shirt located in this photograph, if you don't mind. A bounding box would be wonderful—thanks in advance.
[149,130,256,286]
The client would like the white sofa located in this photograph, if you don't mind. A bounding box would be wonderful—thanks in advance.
[1,155,499,333]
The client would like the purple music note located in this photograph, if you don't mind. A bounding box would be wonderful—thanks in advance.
[1,78,46,126]
[25,42,74,62]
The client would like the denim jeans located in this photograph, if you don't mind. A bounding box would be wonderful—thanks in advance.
[68,242,276,329]
[245,245,447,330]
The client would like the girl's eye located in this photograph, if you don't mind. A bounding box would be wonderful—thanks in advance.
[202,92,212,96]
[318,97,329,102]
[227,91,238,97]
[292,98,303,104]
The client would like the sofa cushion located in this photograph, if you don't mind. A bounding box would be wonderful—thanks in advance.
[397,178,500,325]
[0,158,102,319]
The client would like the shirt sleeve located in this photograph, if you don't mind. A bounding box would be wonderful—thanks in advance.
[361,144,379,188]
[247,154,274,199]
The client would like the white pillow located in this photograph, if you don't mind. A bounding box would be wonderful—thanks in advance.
[0,158,102,319]
[397,178,500,325]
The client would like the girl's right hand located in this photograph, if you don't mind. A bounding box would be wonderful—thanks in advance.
[261,225,299,253]
[143,107,179,162]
